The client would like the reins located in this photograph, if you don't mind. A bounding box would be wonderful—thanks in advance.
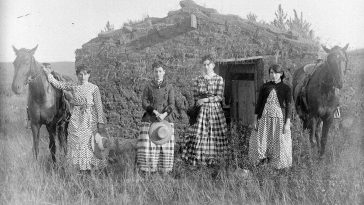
[319,50,347,89]
[26,57,43,85]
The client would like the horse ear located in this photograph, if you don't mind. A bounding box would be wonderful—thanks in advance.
[30,45,38,55]
[342,43,349,51]
[322,45,330,53]
[12,45,19,55]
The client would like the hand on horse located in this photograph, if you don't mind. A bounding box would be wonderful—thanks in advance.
[42,65,52,75]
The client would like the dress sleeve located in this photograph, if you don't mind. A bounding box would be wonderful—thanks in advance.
[93,86,104,124]
[192,78,199,99]
[284,85,293,123]
[208,77,224,103]
[163,85,175,115]
[142,85,154,114]
[255,85,264,115]
[47,74,73,90]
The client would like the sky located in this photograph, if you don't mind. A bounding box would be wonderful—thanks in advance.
[1,0,363,62]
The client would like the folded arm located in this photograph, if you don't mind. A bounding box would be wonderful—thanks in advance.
[93,86,105,125]
[284,85,293,123]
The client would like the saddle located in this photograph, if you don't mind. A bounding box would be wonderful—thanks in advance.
[303,64,317,75]
[295,62,322,114]
[51,71,73,137]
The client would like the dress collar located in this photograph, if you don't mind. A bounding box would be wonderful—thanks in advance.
[151,79,167,88]
[203,73,216,79]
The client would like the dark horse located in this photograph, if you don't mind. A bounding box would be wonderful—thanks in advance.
[292,44,349,157]
[11,45,70,162]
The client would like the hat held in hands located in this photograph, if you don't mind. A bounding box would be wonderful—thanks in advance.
[91,132,110,159]
[149,120,172,145]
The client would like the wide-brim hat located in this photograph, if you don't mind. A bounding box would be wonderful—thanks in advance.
[149,120,172,145]
[90,132,110,159]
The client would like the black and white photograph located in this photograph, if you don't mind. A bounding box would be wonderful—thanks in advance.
[0,0,363,204]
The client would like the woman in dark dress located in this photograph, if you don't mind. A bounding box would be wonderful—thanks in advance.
[136,61,175,174]
[249,64,292,169]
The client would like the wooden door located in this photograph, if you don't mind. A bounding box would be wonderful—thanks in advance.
[231,80,256,125]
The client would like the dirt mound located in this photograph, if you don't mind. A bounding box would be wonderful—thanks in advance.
[75,0,319,139]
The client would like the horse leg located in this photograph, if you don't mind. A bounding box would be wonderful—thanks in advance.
[46,124,57,163]
[320,117,333,157]
[308,118,317,149]
[57,123,67,156]
[30,123,41,160]
[315,120,322,152]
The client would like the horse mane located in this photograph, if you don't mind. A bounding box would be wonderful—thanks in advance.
[316,62,336,92]
[29,56,42,77]
[12,46,70,162]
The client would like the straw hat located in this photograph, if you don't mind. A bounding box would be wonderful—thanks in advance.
[90,132,110,159]
[149,120,172,145]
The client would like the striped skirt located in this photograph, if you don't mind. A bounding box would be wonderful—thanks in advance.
[136,122,175,172]
[182,103,229,166]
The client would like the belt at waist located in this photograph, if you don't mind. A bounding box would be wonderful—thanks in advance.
[201,102,222,107]
[73,104,93,110]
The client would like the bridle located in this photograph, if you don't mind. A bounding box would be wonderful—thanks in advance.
[25,57,42,85]
[342,51,349,75]
[321,49,348,88]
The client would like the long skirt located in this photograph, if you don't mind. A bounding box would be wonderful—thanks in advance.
[136,122,175,172]
[182,103,229,166]
[66,107,107,171]
[248,115,292,169]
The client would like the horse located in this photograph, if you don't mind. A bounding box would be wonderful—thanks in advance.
[292,44,349,157]
[11,45,70,162]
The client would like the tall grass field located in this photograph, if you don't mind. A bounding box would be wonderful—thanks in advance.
[0,52,363,205]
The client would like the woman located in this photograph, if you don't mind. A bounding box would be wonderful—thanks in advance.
[182,55,228,166]
[43,64,107,172]
[137,61,175,174]
[249,64,292,170]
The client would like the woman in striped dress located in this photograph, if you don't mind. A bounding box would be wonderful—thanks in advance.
[43,64,107,172]
[182,55,228,166]
[137,61,175,174]
[249,64,292,170]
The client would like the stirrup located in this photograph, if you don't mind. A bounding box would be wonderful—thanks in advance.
[26,120,31,129]
[300,97,308,111]
[334,107,341,119]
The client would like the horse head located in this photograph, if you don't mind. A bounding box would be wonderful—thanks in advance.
[322,43,349,89]
[11,45,39,94]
